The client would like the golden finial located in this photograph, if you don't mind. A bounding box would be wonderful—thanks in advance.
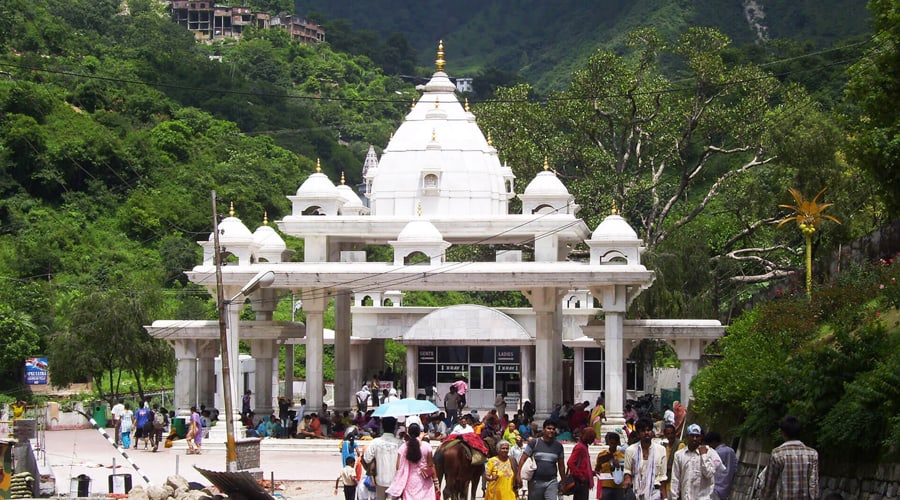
[487,132,493,147]
[316,158,322,173]
[435,40,445,72]
[417,200,422,217]
[434,99,440,109]
[432,129,437,141]
[543,157,550,171]
[229,202,235,217]
[263,211,269,225]
[341,171,346,185]
[464,97,470,112]
[410,99,415,111]
[390,132,394,141]
[611,202,619,215]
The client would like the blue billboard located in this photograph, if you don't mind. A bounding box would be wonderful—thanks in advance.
[25,357,48,385]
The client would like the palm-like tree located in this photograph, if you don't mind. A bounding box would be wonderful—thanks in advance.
[777,188,841,298]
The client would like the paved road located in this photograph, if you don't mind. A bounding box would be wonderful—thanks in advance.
[41,429,347,499]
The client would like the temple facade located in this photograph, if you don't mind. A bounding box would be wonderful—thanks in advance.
[147,42,723,427]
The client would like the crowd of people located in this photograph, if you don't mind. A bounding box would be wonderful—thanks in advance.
[328,403,819,500]
[9,383,818,498]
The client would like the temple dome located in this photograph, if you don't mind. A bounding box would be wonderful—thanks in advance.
[523,169,570,196]
[295,171,339,199]
[591,214,639,241]
[368,41,512,218]
[216,215,253,246]
[252,218,287,262]
[397,218,444,243]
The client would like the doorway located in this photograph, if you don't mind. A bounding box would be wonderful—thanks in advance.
[466,364,494,410]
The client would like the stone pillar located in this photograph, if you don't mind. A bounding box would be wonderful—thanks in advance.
[284,344,295,402]
[333,290,352,411]
[528,287,563,416]
[350,343,366,396]
[197,340,219,410]
[405,345,418,398]
[251,339,277,418]
[573,347,585,402]
[520,346,532,408]
[534,233,559,262]
[303,290,327,413]
[596,285,627,425]
[670,338,705,409]
[173,340,198,417]
[226,301,243,424]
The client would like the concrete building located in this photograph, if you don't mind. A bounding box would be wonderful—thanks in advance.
[146,42,723,430]
[170,2,318,43]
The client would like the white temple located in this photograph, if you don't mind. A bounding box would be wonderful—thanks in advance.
[147,42,724,428]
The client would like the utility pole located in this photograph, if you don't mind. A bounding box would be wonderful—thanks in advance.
[211,190,238,471]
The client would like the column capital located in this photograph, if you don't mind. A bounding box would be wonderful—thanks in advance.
[523,287,565,312]
[668,338,707,360]
[589,285,629,313]
[301,289,329,312]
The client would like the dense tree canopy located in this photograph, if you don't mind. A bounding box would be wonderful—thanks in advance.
[0,3,896,466]
[845,0,900,215]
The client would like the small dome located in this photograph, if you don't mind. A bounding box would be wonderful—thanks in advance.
[337,184,364,208]
[523,170,570,196]
[397,219,444,243]
[253,224,286,254]
[295,171,339,199]
[591,214,639,241]
[215,215,254,246]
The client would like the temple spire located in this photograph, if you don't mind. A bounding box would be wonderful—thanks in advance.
[229,202,235,217]
[435,40,445,72]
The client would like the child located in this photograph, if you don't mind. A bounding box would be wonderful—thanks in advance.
[334,456,357,500]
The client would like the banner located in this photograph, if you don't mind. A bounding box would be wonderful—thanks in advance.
[25,357,48,385]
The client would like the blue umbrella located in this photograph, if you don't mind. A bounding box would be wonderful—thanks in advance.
[371,398,439,418]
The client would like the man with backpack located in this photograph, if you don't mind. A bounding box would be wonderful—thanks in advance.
[134,401,153,450]
[151,405,168,452]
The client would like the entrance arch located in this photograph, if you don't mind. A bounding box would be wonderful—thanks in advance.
[404,304,532,411]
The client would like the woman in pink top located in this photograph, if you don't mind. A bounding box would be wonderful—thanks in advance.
[385,423,438,499]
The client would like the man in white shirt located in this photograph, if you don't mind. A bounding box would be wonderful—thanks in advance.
[355,385,371,412]
[362,417,402,500]
[663,406,675,427]
[110,398,125,445]
[670,424,723,500]
[450,413,475,435]
[624,418,668,500]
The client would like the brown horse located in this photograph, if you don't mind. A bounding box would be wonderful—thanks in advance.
[435,441,484,500]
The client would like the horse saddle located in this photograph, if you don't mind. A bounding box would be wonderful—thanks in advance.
[439,438,486,466]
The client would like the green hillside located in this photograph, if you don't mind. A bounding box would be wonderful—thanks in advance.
[295,0,872,89]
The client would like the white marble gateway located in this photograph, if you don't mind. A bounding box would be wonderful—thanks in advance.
[147,41,723,428]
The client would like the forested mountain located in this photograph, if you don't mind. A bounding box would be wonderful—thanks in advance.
[0,0,896,425]
[0,0,414,393]
[295,0,872,90]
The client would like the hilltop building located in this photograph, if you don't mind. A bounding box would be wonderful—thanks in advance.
[147,42,723,428]
[170,2,324,43]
